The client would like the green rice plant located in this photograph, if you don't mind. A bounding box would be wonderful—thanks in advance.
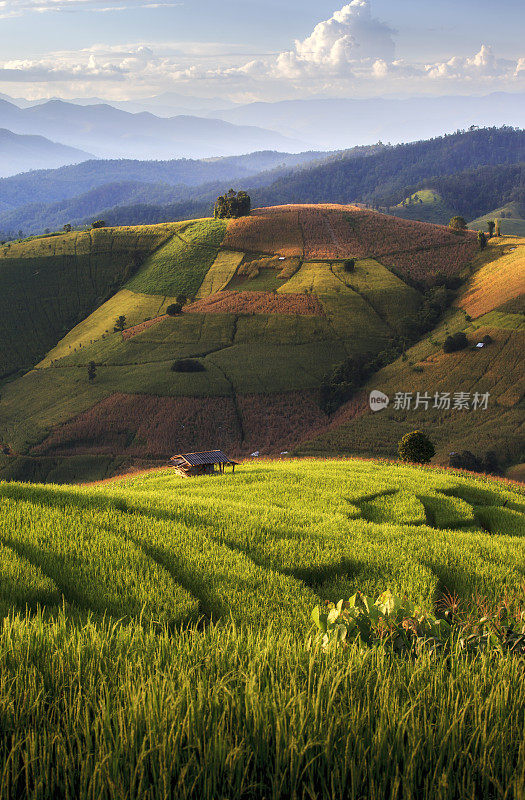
[0,543,61,609]
[475,505,525,535]
[418,492,476,528]
[360,490,427,525]
[0,498,198,624]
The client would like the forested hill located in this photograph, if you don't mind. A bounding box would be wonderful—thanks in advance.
[253,127,525,209]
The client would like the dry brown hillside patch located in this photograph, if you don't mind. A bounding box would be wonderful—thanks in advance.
[184,291,324,316]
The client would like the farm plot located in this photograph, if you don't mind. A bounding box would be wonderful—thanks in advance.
[184,290,325,316]
[195,250,245,298]
[0,225,177,376]
[458,237,525,318]
[222,206,304,255]
[126,219,227,297]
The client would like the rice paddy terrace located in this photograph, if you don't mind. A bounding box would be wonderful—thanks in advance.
[0,204,522,483]
[0,459,523,799]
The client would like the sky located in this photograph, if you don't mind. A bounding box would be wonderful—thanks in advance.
[0,0,524,102]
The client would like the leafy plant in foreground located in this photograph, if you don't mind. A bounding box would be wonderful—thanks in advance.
[311,590,525,658]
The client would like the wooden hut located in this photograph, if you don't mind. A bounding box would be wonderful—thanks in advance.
[169,450,238,477]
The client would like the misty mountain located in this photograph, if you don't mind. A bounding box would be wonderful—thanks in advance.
[0,128,92,178]
[0,150,327,212]
[211,93,525,150]
[0,149,333,234]
[0,98,307,160]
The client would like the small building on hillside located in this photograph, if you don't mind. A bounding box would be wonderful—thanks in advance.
[169,450,238,477]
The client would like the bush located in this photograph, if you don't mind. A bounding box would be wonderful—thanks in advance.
[398,430,435,465]
[449,216,467,231]
[166,303,183,316]
[443,331,468,353]
[171,359,206,373]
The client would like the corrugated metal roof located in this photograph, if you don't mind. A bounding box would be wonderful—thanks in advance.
[170,450,233,466]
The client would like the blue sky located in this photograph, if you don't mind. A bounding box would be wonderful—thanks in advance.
[0,0,523,101]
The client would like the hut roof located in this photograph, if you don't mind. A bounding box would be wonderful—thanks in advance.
[170,450,236,466]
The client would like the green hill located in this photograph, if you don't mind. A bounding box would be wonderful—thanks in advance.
[1,204,522,484]
[469,201,525,237]
[0,459,523,798]
[388,189,458,224]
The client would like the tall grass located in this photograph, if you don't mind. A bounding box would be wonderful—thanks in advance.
[0,459,523,798]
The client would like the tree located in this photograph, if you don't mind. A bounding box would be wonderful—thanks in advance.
[176,293,188,307]
[114,315,126,332]
[214,189,251,219]
[398,431,435,465]
[449,216,467,231]
[343,259,355,273]
[477,230,487,250]
[166,303,183,316]
[487,220,496,237]
[443,331,468,353]
[92,220,106,229]
[494,218,501,237]
[63,224,72,233]
[87,361,97,382]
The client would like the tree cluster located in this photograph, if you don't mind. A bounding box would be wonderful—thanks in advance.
[214,190,251,219]
[449,450,501,475]
[398,430,436,465]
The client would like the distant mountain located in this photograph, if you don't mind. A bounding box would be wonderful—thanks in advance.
[0,92,238,117]
[0,149,331,235]
[0,128,92,178]
[211,93,525,150]
[0,98,307,160]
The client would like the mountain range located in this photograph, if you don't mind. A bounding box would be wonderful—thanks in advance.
[0,128,91,178]
[0,97,306,166]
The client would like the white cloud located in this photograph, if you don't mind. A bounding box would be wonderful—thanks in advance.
[0,0,181,18]
[0,2,523,100]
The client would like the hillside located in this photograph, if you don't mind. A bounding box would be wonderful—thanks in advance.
[0,460,523,798]
[388,189,459,225]
[469,202,525,237]
[297,236,525,469]
[253,129,525,210]
[0,223,180,378]
[0,128,91,178]
[3,204,515,484]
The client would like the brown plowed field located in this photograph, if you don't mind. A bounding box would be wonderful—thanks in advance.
[184,290,324,316]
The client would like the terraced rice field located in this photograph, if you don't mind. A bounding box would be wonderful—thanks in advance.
[0,460,523,799]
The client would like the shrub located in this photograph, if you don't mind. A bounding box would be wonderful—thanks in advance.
[449,216,467,231]
[166,303,183,316]
[398,431,435,465]
[477,230,487,250]
[171,359,206,373]
[443,331,468,353]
